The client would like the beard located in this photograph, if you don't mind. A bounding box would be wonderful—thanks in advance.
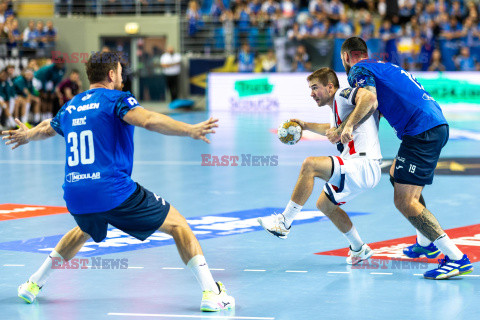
[114,82,123,91]
[344,64,351,75]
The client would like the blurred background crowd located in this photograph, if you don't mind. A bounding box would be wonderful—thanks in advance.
[0,0,478,128]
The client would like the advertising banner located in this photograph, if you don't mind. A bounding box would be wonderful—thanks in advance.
[207,72,480,116]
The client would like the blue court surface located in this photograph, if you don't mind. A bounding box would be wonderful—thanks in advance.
[1,104,480,320]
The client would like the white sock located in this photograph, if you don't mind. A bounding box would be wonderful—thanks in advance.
[187,255,219,294]
[34,113,40,122]
[25,102,31,116]
[343,226,364,251]
[29,250,64,287]
[416,229,432,247]
[282,200,303,228]
[9,99,15,114]
[8,116,16,127]
[21,114,27,123]
[434,234,464,261]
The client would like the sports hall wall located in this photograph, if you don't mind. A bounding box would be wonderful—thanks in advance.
[17,16,180,87]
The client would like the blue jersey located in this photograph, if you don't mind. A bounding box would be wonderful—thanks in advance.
[348,59,447,139]
[50,88,141,214]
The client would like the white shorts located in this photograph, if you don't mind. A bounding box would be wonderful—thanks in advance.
[323,156,381,205]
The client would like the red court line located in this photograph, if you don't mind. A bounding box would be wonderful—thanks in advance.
[0,204,68,221]
[316,224,480,263]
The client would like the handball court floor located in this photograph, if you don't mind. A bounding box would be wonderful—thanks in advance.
[1,104,480,320]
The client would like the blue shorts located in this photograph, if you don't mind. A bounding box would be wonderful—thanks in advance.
[71,183,170,243]
[394,124,449,186]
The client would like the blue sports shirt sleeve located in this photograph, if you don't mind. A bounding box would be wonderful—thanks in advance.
[115,93,143,120]
[347,65,376,89]
[50,104,66,136]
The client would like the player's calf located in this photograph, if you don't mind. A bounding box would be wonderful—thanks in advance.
[159,206,235,311]
[317,192,374,265]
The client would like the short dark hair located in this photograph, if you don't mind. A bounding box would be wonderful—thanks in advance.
[70,69,79,74]
[341,37,368,58]
[85,52,121,84]
[307,67,339,89]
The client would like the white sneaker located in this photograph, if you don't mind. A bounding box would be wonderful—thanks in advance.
[346,243,374,265]
[18,281,41,303]
[257,213,291,239]
[200,281,235,312]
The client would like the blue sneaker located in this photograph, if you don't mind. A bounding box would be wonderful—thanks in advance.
[424,254,473,280]
[403,239,441,259]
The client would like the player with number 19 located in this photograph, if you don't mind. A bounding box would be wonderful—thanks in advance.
[2,51,234,311]
[333,37,472,279]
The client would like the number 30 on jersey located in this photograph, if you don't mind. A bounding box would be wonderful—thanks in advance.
[67,130,95,166]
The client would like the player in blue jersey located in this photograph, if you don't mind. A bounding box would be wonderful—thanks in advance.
[327,37,472,280]
[2,52,235,311]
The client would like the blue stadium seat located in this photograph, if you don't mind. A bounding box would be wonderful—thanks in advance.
[214,27,225,49]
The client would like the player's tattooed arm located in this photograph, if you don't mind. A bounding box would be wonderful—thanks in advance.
[407,208,444,242]
[290,119,330,135]
[2,119,56,150]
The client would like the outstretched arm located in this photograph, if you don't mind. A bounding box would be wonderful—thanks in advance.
[123,107,218,144]
[291,119,330,135]
[2,119,57,150]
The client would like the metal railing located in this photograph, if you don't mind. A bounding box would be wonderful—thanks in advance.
[52,0,185,16]
[180,17,277,55]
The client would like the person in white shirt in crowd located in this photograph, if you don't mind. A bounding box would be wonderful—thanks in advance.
[160,46,182,101]
[22,20,36,48]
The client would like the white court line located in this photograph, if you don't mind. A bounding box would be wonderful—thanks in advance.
[0,159,302,167]
[370,272,393,275]
[243,269,266,272]
[285,270,308,273]
[162,267,184,270]
[210,268,225,271]
[127,267,144,269]
[107,313,275,319]
[327,271,350,274]
[460,274,480,277]
[413,274,423,276]
[3,264,24,267]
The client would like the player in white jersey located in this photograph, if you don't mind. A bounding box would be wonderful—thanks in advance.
[258,67,381,264]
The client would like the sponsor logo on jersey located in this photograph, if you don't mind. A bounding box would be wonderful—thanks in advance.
[340,88,352,99]
[66,105,76,114]
[66,172,101,183]
[66,102,100,114]
[356,79,366,86]
[125,97,138,106]
[316,223,480,263]
[0,208,370,256]
[76,103,100,112]
[72,116,87,126]
[81,93,92,101]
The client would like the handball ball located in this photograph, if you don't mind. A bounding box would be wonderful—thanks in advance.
[278,120,302,145]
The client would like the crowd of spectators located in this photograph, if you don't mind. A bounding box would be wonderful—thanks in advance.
[0,58,75,130]
[0,0,57,57]
[185,0,480,72]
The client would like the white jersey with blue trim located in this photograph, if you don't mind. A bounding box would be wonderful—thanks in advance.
[50,88,142,214]
[331,87,382,160]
